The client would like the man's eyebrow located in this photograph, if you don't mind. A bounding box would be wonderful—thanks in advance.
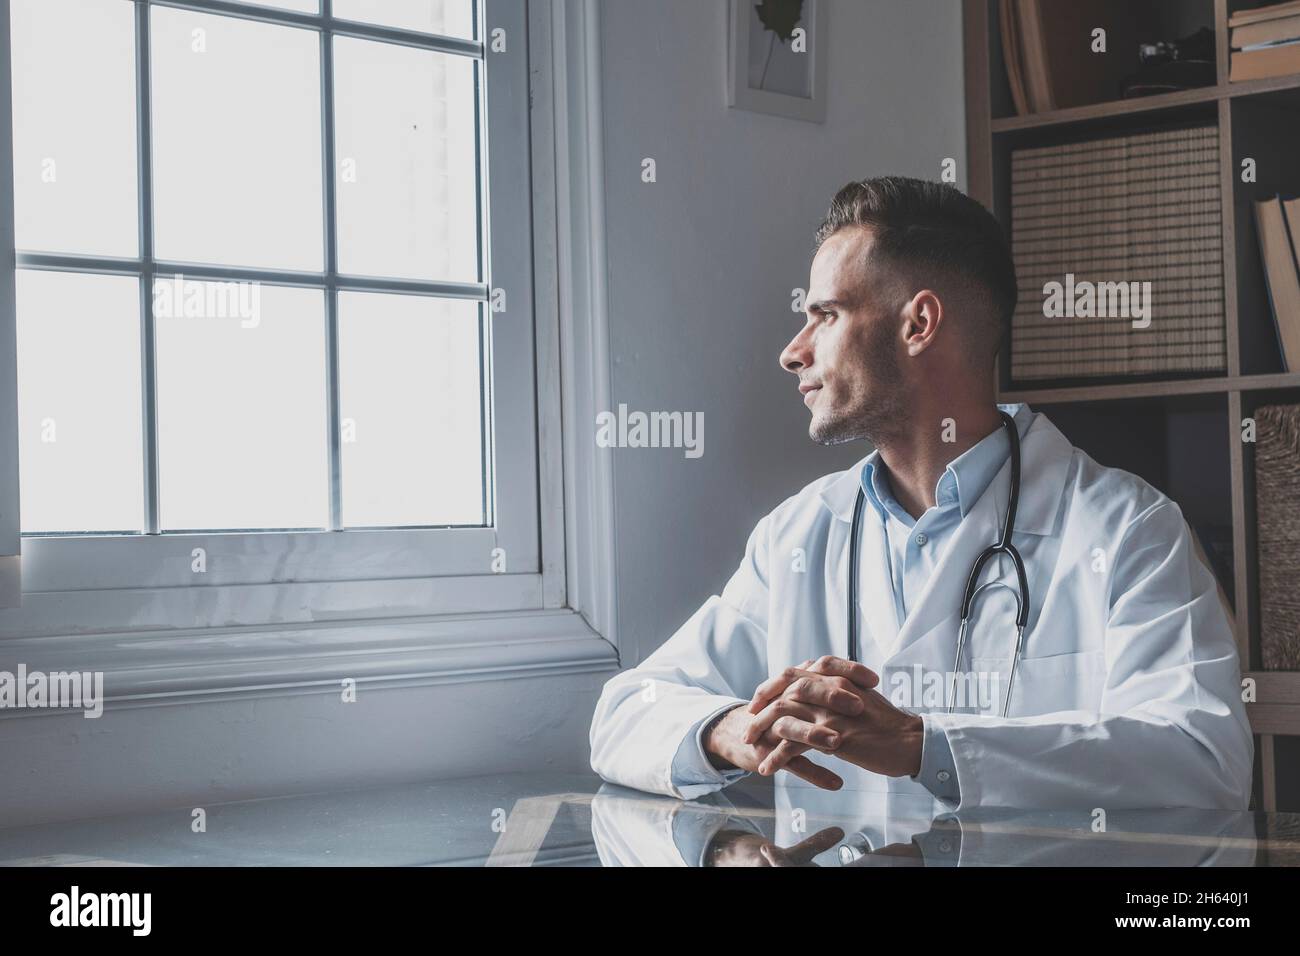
[806,298,845,313]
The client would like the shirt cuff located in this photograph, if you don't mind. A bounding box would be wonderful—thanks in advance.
[911,714,960,805]
[669,701,750,800]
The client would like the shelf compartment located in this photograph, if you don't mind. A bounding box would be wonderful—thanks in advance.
[1034,393,1236,608]
[987,0,1218,124]
[1241,388,1300,673]
[1229,93,1300,376]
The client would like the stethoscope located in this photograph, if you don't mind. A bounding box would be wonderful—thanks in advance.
[846,410,1030,718]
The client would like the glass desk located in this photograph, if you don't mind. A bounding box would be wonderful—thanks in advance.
[0,772,1296,866]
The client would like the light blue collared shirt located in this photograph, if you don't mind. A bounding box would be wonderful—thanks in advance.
[865,403,1034,803]
[669,404,1033,803]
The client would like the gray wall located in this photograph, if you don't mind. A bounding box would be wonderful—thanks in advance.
[598,0,966,665]
[0,0,967,827]
[0,674,604,825]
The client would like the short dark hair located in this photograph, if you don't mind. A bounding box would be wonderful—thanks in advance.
[814,176,1017,365]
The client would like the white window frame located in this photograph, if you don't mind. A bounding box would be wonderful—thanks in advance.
[0,0,620,706]
[0,0,574,641]
[0,0,17,610]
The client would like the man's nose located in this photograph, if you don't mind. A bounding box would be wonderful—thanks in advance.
[780,327,812,374]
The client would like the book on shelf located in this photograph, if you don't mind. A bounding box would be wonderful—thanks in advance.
[1230,0,1300,79]
[1230,41,1300,80]
[1228,0,1300,29]
[1014,0,1054,113]
[999,0,1029,115]
[1233,18,1300,49]
[1241,38,1300,51]
[998,0,1137,115]
[1253,195,1300,374]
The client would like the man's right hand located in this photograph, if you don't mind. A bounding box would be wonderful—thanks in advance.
[703,703,843,791]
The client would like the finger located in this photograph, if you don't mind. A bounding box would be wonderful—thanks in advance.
[778,713,841,753]
[783,675,866,716]
[742,697,823,745]
[763,826,848,867]
[805,655,881,690]
[782,754,844,791]
[758,840,823,868]
[745,702,841,751]
[792,826,847,860]
[760,732,830,775]
[752,730,809,767]
[747,665,814,714]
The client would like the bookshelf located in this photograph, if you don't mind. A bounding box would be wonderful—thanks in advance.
[964,0,1300,811]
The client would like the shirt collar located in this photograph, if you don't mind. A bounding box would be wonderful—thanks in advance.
[859,403,1034,522]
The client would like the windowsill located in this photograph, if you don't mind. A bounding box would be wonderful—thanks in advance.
[0,608,618,715]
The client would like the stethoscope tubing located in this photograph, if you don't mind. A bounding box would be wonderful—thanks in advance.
[846,411,1030,718]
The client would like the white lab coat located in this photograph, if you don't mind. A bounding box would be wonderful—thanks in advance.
[589,408,1254,809]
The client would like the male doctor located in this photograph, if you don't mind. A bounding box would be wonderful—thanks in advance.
[589,176,1253,810]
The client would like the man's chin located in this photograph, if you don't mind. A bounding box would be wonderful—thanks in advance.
[808,413,861,447]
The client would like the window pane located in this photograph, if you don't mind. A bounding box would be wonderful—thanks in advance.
[333,0,475,39]
[155,281,328,531]
[16,271,144,533]
[338,292,484,527]
[9,0,138,257]
[151,7,323,272]
[334,37,479,283]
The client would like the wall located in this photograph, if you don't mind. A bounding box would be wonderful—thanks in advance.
[0,673,604,825]
[0,0,967,827]
[597,0,967,664]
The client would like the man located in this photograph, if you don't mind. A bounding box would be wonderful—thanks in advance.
[589,176,1252,810]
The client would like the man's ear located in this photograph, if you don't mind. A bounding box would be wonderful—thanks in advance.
[902,290,943,357]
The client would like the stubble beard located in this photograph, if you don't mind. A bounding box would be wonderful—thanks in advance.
[809,339,907,448]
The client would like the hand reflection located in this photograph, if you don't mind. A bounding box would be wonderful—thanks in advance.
[706,826,845,867]
[590,780,1260,867]
[843,839,925,866]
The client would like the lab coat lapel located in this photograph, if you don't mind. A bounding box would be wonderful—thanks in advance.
[818,452,898,662]
[852,504,900,661]
[885,412,1071,661]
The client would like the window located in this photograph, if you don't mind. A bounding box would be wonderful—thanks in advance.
[0,0,549,635]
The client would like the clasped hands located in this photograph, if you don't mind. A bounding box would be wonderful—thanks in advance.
[703,655,924,791]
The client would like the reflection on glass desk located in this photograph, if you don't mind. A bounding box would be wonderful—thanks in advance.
[0,772,1296,867]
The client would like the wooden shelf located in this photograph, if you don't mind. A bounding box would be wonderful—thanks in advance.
[966,0,1300,810]
[1001,371,1300,405]
[991,83,1222,133]
[1247,671,1300,701]
[989,71,1300,134]
[1001,375,1229,405]
[1227,70,1300,101]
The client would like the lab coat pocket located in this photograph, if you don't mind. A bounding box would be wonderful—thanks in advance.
[971,650,1107,717]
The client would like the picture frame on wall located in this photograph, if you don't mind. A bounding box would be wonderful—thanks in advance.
[726,0,828,123]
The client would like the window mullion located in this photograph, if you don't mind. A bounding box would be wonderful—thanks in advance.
[136,0,160,535]
[320,0,342,532]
